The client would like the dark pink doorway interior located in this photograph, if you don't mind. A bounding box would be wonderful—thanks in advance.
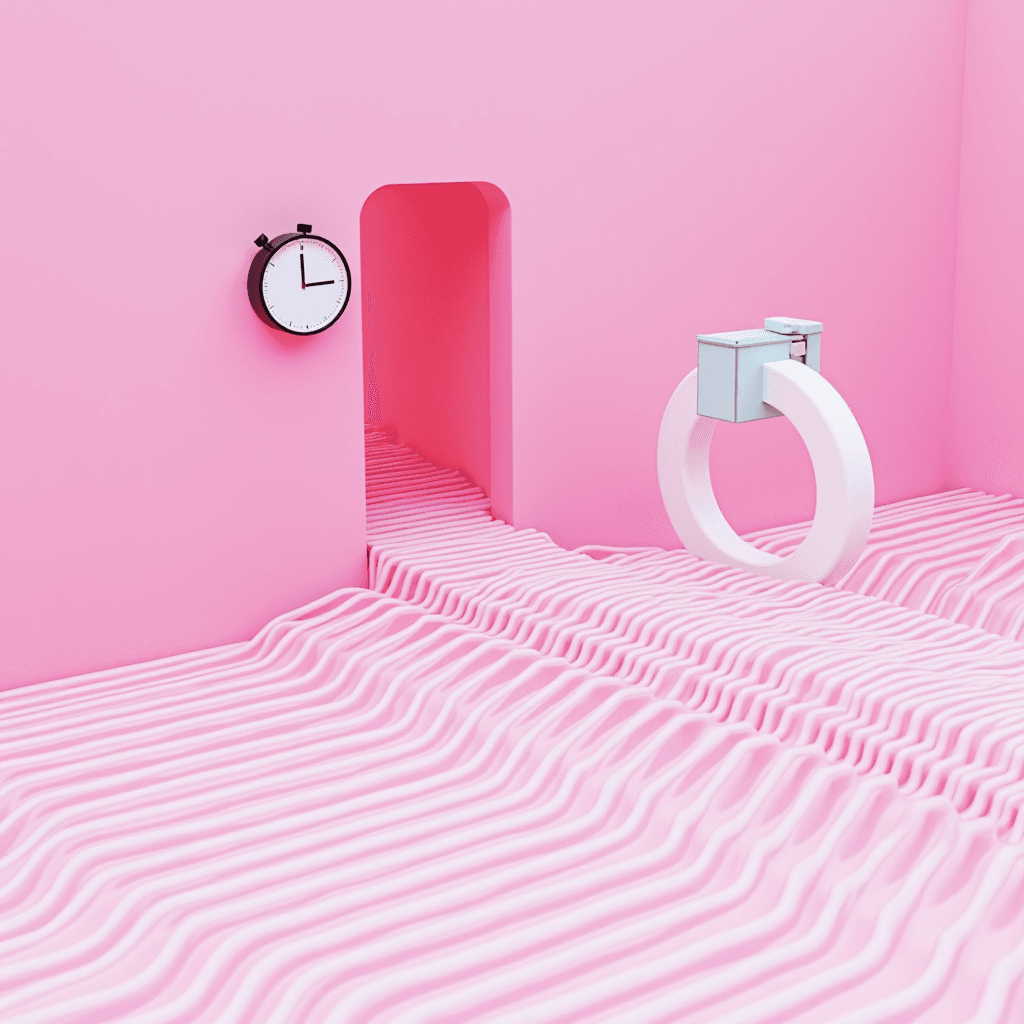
[360,182,512,523]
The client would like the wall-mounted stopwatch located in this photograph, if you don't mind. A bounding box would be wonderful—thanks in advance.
[247,223,352,335]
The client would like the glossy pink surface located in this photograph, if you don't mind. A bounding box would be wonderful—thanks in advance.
[1,0,971,686]
[3,431,1024,1022]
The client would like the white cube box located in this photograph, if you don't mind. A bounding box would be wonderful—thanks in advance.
[764,316,822,374]
[696,328,791,422]
[696,317,824,423]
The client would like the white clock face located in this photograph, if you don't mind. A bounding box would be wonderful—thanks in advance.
[261,237,349,334]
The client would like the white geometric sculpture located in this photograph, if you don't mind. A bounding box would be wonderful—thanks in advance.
[696,316,823,422]
[658,317,874,585]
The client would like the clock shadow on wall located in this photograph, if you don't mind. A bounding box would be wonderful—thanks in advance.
[359,182,512,525]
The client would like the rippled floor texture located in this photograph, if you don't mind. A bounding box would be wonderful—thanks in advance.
[2,427,1024,1023]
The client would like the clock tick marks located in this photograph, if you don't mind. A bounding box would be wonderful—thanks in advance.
[249,223,351,335]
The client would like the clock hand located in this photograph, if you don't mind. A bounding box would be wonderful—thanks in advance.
[300,252,307,289]
[305,279,336,287]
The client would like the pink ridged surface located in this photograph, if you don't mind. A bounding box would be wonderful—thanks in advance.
[585,489,1024,641]
[366,428,1024,843]
[1,427,1023,1021]
[366,426,1024,640]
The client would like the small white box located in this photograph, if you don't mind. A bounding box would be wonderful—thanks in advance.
[765,316,822,373]
[696,328,791,422]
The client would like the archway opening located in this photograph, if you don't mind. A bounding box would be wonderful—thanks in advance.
[360,182,512,523]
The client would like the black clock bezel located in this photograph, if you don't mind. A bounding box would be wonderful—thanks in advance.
[247,232,352,337]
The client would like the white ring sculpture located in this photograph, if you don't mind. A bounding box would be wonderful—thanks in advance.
[657,360,874,585]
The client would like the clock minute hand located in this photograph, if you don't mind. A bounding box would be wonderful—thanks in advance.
[300,252,307,289]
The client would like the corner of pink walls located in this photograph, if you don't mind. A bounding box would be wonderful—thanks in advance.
[949,0,1024,497]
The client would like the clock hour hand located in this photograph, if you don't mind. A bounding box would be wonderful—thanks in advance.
[300,249,332,286]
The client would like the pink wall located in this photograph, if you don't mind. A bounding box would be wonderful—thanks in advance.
[508,2,967,548]
[948,0,1024,496]
[1,1,968,687]
[474,182,515,526]
[0,2,371,688]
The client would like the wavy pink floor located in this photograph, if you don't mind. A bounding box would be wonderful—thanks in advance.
[1,427,1023,1022]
